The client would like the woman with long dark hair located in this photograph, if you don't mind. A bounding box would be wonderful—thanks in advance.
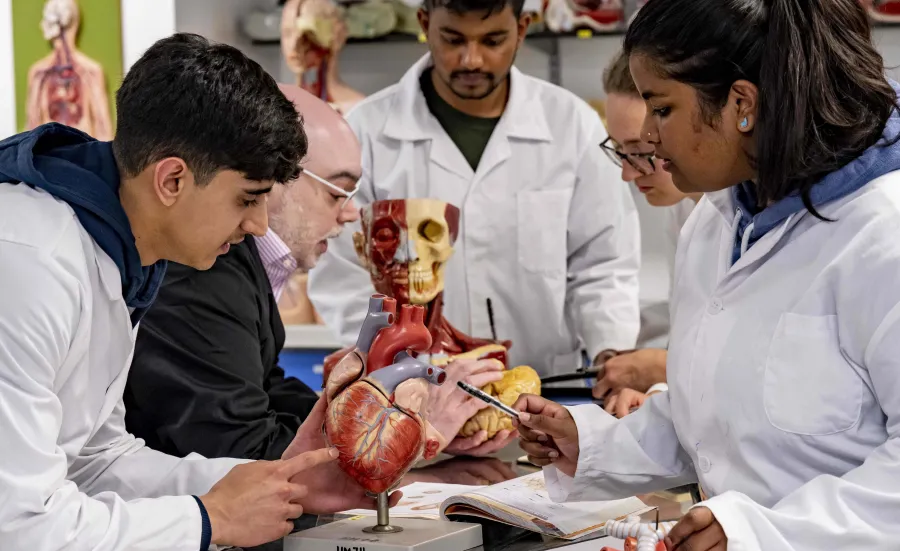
[514,1,900,549]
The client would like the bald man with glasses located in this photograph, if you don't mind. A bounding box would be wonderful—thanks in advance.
[123,85,361,466]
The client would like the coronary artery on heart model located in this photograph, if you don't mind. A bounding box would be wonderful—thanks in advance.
[323,294,448,494]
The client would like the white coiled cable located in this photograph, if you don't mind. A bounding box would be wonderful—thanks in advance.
[605,518,679,551]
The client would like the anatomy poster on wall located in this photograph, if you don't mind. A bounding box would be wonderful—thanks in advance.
[12,0,122,139]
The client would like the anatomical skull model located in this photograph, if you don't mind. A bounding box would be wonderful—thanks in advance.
[326,198,540,442]
[281,0,366,115]
[543,0,624,33]
[323,294,448,494]
[26,0,113,139]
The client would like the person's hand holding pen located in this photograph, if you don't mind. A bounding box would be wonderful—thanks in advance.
[509,394,580,477]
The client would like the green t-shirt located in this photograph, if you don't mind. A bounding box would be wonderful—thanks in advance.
[420,68,501,172]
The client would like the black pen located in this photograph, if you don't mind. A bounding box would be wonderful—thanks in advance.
[457,381,520,420]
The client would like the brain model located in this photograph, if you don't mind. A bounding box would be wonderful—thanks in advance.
[459,365,541,438]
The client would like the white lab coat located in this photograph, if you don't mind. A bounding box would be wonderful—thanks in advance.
[0,184,245,550]
[308,54,641,375]
[663,197,696,292]
[544,171,900,550]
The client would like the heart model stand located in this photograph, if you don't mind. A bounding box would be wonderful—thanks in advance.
[285,295,484,551]
[363,491,400,534]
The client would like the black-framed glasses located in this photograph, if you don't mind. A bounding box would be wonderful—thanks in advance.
[600,136,657,176]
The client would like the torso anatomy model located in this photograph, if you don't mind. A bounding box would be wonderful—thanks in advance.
[26,0,112,140]
[326,199,540,441]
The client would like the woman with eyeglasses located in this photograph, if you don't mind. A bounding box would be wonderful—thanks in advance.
[514,0,900,549]
[592,49,703,418]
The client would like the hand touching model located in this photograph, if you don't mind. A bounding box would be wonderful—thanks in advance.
[199,448,336,547]
[512,393,728,551]
[428,358,519,456]
[199,396,402,548]
[282,396,403,513]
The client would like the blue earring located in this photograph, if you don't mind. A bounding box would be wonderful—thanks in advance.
[740,118,748,128]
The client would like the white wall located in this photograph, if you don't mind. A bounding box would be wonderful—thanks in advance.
[121,0,177,72]
[0,0,16,139]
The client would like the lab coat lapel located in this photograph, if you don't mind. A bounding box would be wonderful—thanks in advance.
[474,67,552,183]
[383,54,473,180]
[90,243,136,431]
[706,189,808,278]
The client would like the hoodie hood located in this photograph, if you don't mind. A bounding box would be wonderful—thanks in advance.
[732,84,900,264]
[0,123,166,325]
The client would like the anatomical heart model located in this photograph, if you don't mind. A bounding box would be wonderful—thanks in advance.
[281,0,366,115]
[26,0,113,140]
[866,0,900,22]
[326,199,540,444]
[323,294,448,497]
[543,0,624,33]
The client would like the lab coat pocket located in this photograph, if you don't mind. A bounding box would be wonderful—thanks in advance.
[763,313,862,435]
[517,188,572,274]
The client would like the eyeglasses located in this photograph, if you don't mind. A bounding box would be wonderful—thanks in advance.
[302,168,359,210]
[600,136,657,176]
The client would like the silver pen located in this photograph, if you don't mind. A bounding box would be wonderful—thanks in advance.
[456,381,520,420]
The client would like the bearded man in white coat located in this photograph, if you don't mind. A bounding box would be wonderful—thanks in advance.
[308,0,642,455]
[0,33,392,551]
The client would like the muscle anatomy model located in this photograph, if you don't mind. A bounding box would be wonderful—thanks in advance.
[26,0,113,139]
[325,199,540,441]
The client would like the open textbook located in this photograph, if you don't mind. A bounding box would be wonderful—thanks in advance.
[340,472,652,540]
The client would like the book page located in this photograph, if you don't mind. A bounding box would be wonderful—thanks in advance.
[458,472,651,537]
[339,482,482,519]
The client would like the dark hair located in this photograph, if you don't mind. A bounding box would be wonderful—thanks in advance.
[423,0,526,18]
[624,0,897,214]
[603,49,639,97]
[113,33,305,186]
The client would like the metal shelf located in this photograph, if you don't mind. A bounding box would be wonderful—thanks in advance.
[251,28,625,86]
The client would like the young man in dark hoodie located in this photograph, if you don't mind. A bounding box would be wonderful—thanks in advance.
[0,33,394,551]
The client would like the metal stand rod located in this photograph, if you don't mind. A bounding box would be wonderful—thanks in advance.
[363,491,403,534]
[376,492,390,527]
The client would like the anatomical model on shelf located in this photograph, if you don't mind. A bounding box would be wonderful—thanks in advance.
[281,0,366,115]
[542,0,624,33]
[324,198,540,441]
[323,294,447,493]
[26,0,113,140]
[865,0,900,22]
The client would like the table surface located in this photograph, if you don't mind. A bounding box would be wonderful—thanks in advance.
[309,441,694,551]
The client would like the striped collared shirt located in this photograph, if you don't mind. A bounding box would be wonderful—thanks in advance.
[255,229,297,301]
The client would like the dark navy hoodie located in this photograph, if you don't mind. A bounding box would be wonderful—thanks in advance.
[731,86,900,264]
[0,123,167,326]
